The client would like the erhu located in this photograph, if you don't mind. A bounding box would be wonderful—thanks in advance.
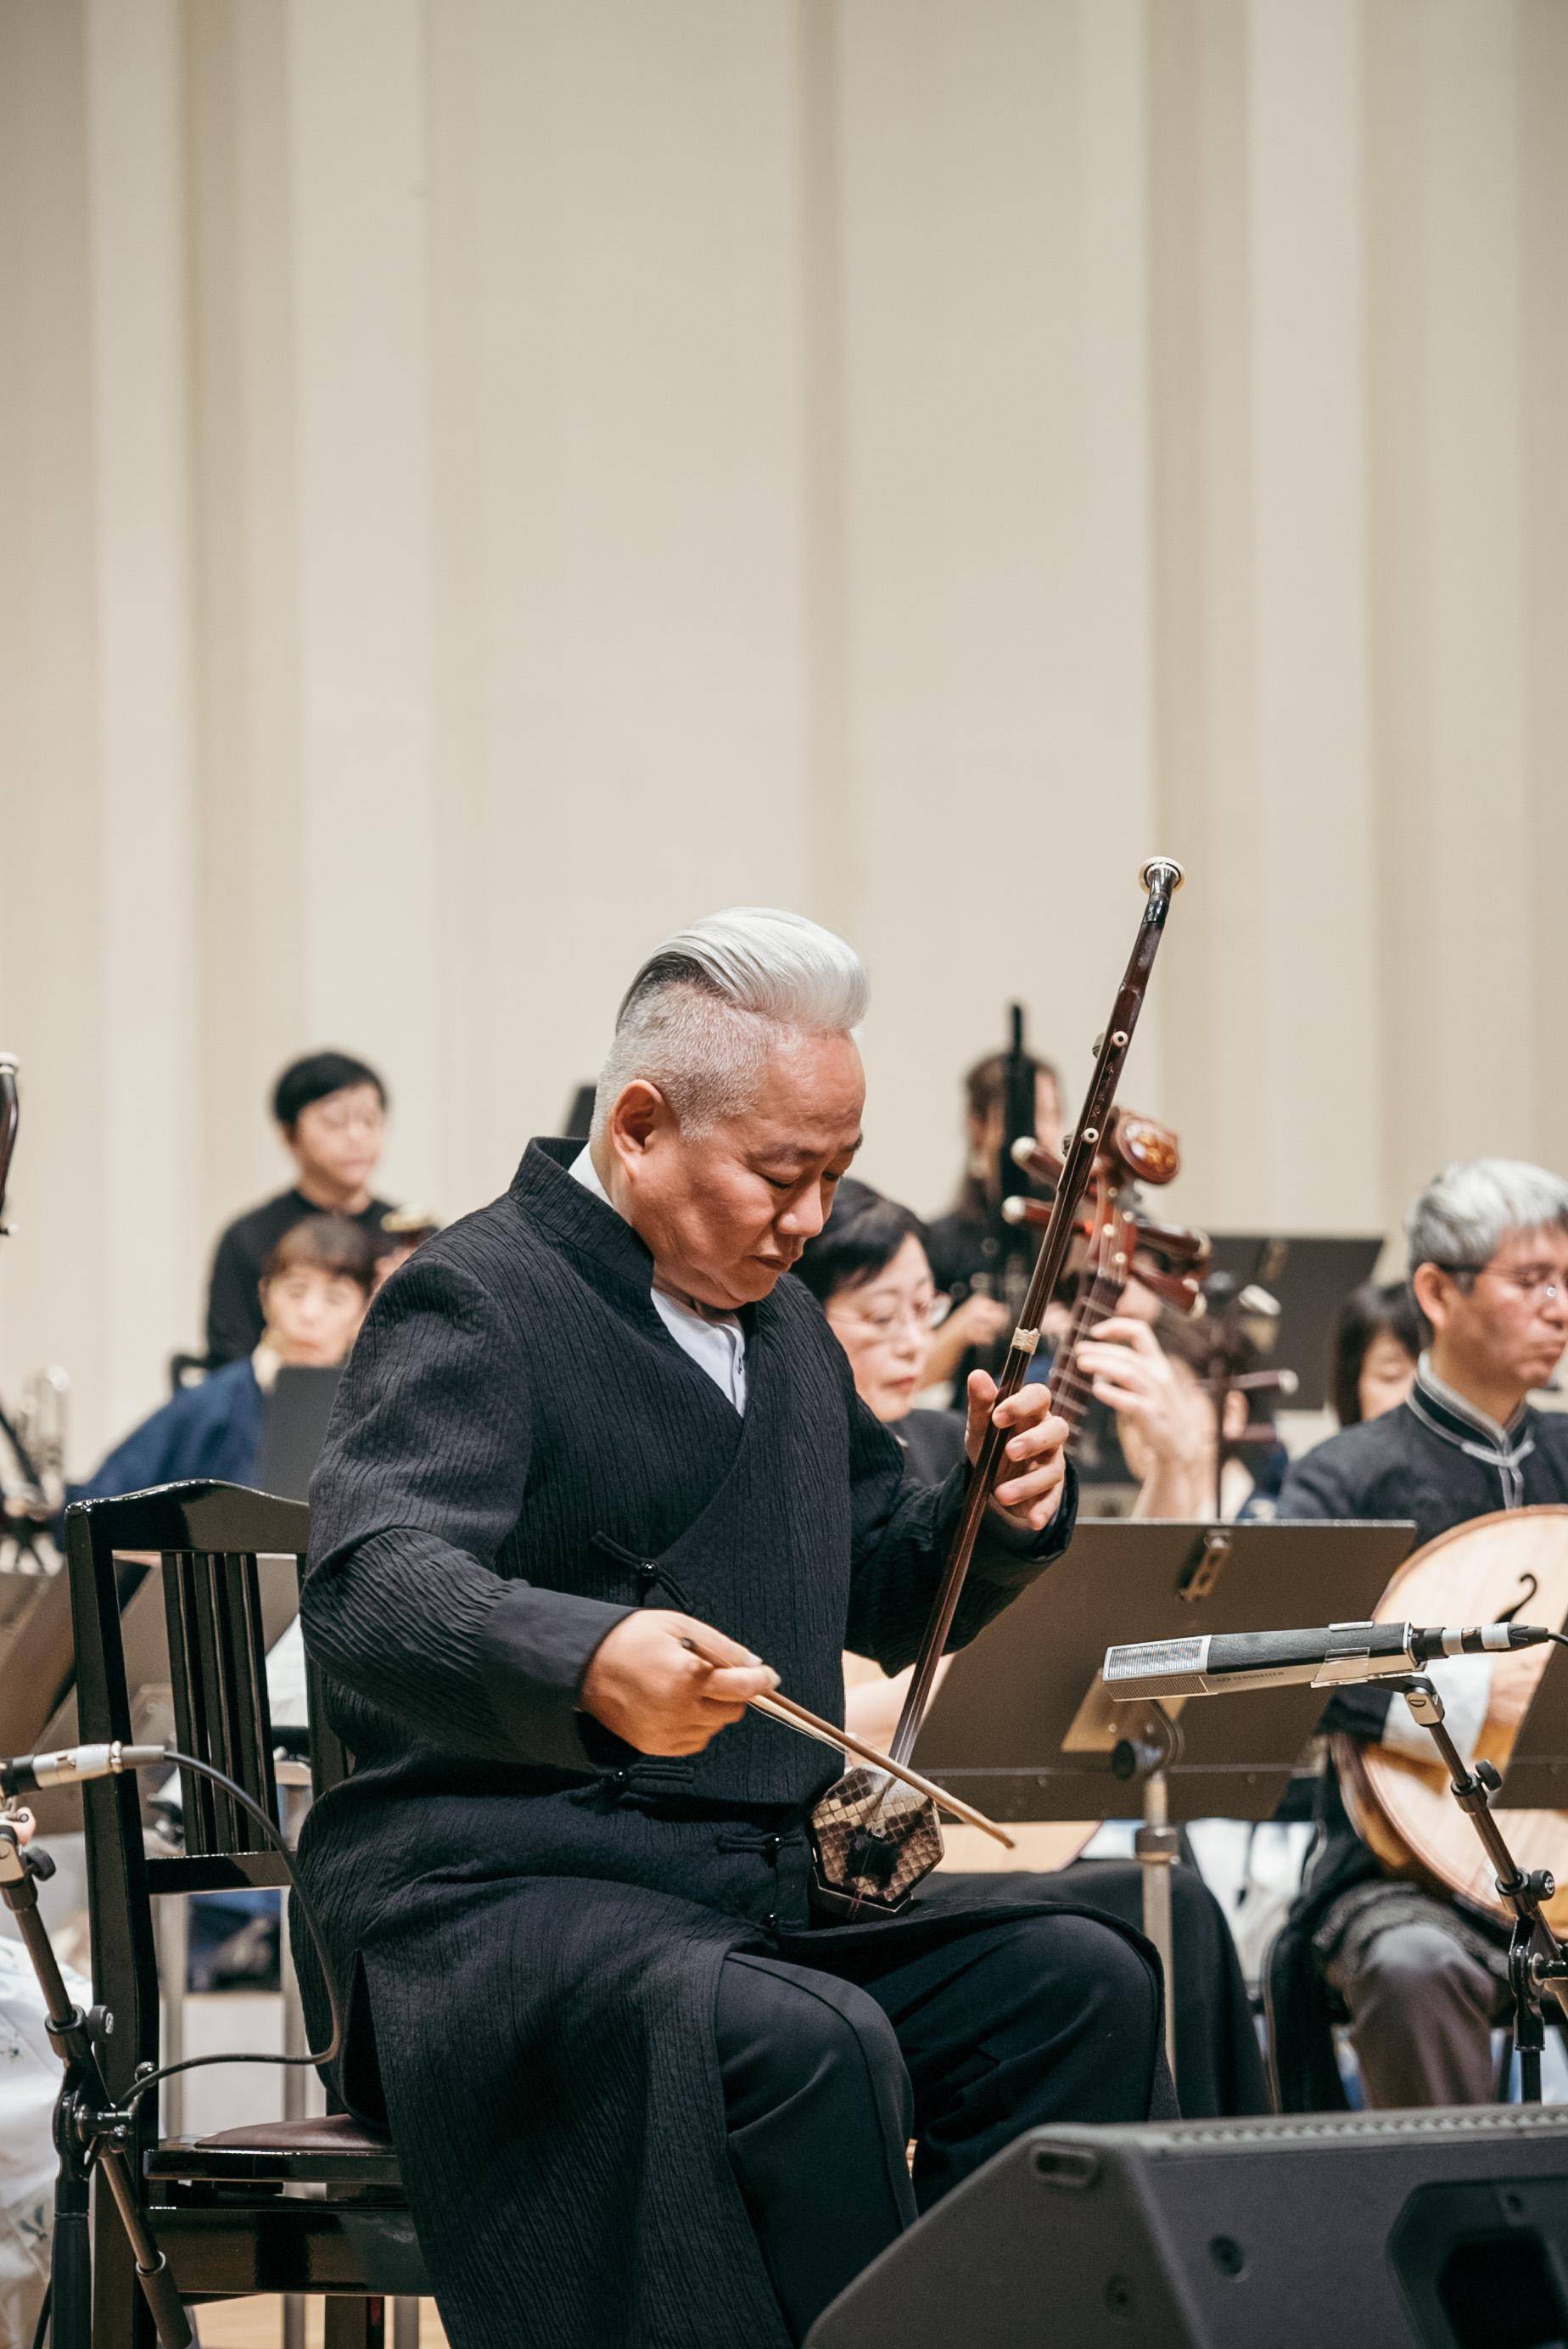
[808,858,1187,1915]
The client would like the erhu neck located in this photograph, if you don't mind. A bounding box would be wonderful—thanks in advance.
[1048,1264,1127,1441]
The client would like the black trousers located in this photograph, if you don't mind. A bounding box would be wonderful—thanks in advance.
[717,1907,1162,2342]
[931,1861,1272,2119]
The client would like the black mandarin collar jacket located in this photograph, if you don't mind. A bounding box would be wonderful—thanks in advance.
[293,1139,1078,2349]
[302,1133,1075,1826]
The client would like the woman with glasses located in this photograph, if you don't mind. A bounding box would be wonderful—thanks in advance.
[1273,1158,1568,2111]
[794,1181,1270,2118]
[794,1180,965,1486]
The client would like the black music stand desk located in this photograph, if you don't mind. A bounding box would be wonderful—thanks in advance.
[1207,1234,1384,1411]
[1491,1636,1568,1814]
[255,1365,343,1504]
[915,1519,1414,2079]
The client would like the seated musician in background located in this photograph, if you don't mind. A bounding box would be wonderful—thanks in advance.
[1274,1160,1568,2106]
[795,1180,1269,2117]
[296,910,1166,2349]
[794,1177,966,1483]
[72,1217,376,1507]
[204,1051,397,1363]
[1072,1310,1262,1520]
[923,1046,1066,1389]
[1330,1277,1423,1427]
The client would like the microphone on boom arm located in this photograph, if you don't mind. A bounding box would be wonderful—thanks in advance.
[1103,1618,1568,1701]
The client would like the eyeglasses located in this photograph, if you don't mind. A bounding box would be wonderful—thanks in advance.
[311,1102,384,1135]
[1435,1263,1567,1305]
[834,1297,940,1340]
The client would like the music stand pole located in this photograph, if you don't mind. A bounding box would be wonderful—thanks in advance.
[1112,1707,1181,2088]
[1386,1676,1568,2106]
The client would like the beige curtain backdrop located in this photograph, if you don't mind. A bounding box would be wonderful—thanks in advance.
[1,0,1564,1466]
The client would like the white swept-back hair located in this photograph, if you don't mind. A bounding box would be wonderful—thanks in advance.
[1406,1158,1568,1275]
[591,907,868,1140]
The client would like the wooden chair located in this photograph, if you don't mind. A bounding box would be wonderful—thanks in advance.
[64,1480,430,2349]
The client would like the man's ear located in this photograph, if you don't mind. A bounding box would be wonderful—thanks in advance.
[607,1081,667,1162]
[1411,1260,1449,1335]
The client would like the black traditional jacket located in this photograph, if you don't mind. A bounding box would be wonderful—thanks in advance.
[294,1139,1077,2349]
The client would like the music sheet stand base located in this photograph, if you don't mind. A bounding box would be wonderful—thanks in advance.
[913,1519,1416,2086]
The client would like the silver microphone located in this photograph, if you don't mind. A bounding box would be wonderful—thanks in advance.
[1102,1620,1559,1699]
[1,1742,168,1798]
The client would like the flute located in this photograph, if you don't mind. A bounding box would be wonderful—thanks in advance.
[680,1638,1014,1850]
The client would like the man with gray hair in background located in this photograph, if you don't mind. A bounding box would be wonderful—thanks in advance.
[1273,1158,1568,2110]
[295,908,1167,2349]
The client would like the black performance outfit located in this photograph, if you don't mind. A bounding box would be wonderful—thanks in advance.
[894,1404,966,1485]
[204,1187,395,1362]
[295,1141,1168,2349]
[1271,1362,1568,2107]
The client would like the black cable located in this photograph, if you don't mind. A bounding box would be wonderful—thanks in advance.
[30,2281,50,2349]
[109,1748,344,2119]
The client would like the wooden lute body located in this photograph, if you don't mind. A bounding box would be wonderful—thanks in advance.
[1334,1505,1568,1930]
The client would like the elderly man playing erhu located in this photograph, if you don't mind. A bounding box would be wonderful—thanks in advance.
[295,909,1168,2349]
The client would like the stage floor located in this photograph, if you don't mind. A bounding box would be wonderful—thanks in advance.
[199,2301,445,2349]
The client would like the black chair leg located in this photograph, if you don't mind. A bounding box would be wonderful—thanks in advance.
[324,2296,388,2349]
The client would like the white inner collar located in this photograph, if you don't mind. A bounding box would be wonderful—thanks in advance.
[567,1145,747,1412]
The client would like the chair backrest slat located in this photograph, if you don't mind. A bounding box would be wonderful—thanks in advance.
[64,1481,313,2110]
[161,1554,217,1848]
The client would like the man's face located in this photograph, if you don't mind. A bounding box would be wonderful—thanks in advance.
[1421,1225,1568,1402]
[608,1031,865,1310]
[972,1068,1064,1175]
[285,1084,385,1195]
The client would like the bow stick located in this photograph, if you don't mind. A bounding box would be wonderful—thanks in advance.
[680,1637,1014,1848]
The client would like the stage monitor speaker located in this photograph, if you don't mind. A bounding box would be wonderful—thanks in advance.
[804,2108,1568,2349]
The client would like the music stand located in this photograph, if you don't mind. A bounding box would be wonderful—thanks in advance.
[1487,1636,1568,1814]
[915,1519,1414,2079]
[255,1365,342,1504]
[1206,1235,1385,1411]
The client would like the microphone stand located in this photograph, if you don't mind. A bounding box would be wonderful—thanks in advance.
[1385,1674,1568,2106]
[0,1814,193,2349]
[1111,1701,1184,2087]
